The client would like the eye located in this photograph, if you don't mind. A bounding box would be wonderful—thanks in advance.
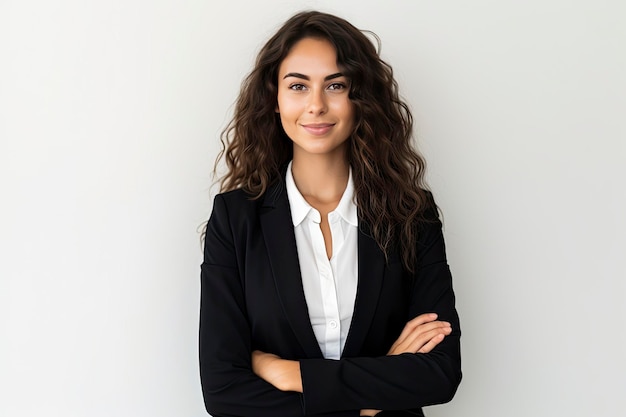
[327,82,347,91]
[288,83,307,91]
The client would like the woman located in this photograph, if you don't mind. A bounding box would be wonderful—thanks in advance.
[200,11,461,417]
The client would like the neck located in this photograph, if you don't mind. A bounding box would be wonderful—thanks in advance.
[291,153,349,204]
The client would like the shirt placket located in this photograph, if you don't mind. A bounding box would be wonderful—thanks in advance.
[307,210,341,359]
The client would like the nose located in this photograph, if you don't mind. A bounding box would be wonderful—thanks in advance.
[306,88,327,115]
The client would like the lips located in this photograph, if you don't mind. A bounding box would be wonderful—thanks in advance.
[301,123,335,136]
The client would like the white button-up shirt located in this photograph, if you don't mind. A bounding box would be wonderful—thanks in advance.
[285,162,358,359]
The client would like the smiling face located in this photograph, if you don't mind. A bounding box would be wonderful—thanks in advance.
[276,37,354,161]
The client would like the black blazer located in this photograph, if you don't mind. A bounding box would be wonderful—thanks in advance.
[199,179,461,417]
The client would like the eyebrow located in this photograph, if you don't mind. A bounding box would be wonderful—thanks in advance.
[282,72,345,81]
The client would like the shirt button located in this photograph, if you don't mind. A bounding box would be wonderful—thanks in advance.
[329,320,338,329]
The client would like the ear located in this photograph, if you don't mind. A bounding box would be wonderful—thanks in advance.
[275,104,280,113]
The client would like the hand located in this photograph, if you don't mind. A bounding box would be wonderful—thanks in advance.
[387,313,452,355]
[359,316,449,417]
[251,350,303,392]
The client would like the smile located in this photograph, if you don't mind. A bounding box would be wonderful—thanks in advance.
[301,123,335,136]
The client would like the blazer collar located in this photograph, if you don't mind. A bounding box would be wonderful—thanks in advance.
[260,179,323,358]
[260,178,386,359]
[342,227,386,357]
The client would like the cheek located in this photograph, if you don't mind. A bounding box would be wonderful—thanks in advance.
[278,110,299,136]
[278,113,290,130]
[333,98,354,120]
[276,95,302,118]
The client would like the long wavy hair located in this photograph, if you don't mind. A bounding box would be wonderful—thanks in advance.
[216,11,434,272]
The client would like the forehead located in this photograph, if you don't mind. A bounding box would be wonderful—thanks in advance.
[278,37,339,75]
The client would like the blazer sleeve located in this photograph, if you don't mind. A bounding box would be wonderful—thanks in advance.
[199,194,358,417]
[298,205,462,415]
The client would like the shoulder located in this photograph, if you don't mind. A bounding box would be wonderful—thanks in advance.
[214,188,257,206]
[419,190,441,225]
[204,189,265,257]
[414,190,447,265]
[211,188,263,223]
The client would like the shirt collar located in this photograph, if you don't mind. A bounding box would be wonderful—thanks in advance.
[285,161,358,227]
[334,169,358,227]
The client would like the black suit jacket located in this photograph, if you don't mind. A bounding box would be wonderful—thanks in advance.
[199,179,461,417]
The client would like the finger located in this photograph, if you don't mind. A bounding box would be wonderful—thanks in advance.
[417,333,446,354]
[404,326,451,353]
[390,314,439,350]
[404,313,439,330]
[394,320,450,349]
[389,321,449,354]
[389,323,451,355]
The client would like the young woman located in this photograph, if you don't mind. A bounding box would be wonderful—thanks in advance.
[200,11,461,417]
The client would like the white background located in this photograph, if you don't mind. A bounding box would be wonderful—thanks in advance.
[1,1,625,416]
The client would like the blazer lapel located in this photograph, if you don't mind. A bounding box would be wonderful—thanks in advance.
[260,180,323,358]
[342,226,386,357]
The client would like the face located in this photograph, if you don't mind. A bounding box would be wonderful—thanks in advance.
[276,37,354,160]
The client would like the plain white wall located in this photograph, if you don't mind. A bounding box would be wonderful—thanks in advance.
[1,1,624,416]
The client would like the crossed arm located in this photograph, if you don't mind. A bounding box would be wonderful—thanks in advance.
[201,193,461,416]
[251,313,452,416]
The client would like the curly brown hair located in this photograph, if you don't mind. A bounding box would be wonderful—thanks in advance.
[215,11,434,272]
